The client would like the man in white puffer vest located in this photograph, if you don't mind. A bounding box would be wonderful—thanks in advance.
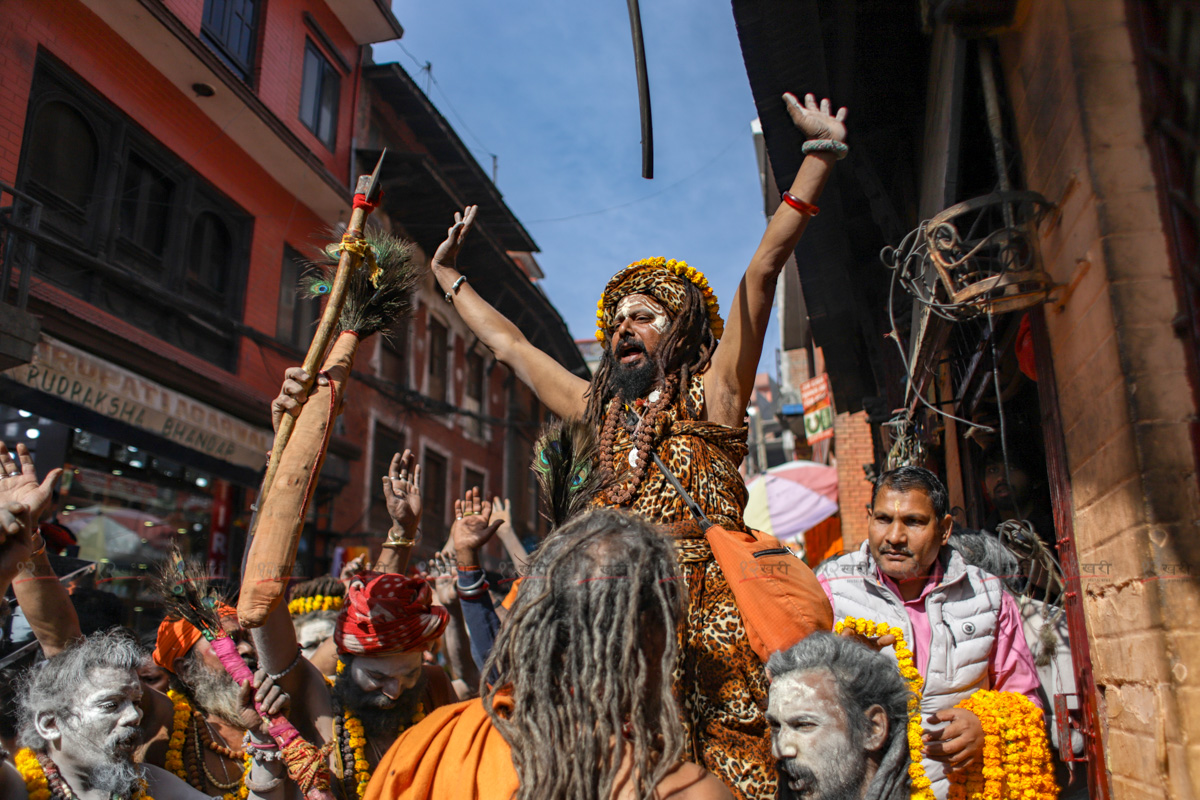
[815,466,1042,800]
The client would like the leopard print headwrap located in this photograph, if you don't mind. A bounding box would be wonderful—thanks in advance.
[595,257,723,343]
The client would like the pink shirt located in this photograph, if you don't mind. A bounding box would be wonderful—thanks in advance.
[818,560,1043,708]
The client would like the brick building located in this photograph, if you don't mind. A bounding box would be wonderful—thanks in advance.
[735,0,1200,796]
[0,0,583,630]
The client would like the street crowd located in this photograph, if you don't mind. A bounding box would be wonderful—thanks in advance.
[0,92,1065,800]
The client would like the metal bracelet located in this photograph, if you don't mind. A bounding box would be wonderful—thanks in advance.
[266,648,303,681]
[244,772,285,791]
[444,275,468,303]
[801,138,849,160]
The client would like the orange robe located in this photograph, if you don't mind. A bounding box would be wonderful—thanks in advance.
[363,698,519,800]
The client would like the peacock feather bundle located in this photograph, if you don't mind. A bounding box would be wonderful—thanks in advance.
[301,224,420,338]
[531,419,607,529]
[152,549,230,640]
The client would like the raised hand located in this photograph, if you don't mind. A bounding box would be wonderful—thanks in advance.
[270,367,329,433]
[384,449,422,537]
[431,205,478,268]
[783,92,848,143]
[0,442,62,527]
[451,487,501,568]
[489,497,512,528]
[0,501,35,581]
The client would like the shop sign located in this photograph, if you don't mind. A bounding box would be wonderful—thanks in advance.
[4,337,271,471]
[800,374,835,444]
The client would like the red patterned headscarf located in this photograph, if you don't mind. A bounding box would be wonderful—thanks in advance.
[333,572,449,656]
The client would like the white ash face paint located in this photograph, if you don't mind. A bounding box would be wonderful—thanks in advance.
[615,294,670,334]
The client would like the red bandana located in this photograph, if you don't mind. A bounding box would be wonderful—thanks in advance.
[333,572,448,656]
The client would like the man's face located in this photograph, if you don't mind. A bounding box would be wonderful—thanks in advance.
[177,638,253,727]
[44,667,145,796]
[136,661,171,694]
[334,653,428,744]
[347,651,424,706]
[296,616,336,661]
[982,462,1031,508]
[609,294,671,401]
[867,487,951,586]
[768,670,866,800]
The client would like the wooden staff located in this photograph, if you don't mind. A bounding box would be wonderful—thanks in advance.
[253,151,387,532]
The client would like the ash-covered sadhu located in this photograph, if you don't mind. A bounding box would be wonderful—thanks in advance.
[424,90,850,799]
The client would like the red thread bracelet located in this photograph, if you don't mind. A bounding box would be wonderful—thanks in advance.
[781,192,819,216]
[352,191,384,212]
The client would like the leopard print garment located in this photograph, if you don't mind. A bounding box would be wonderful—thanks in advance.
[597,374,775,800]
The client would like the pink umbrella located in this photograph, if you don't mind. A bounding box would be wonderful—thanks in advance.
[743,460,839,546]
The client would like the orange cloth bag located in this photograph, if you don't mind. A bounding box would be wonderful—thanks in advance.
[239,331,358,628]
[650,450,832,662]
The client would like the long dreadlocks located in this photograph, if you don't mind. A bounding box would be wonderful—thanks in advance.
[482,508,685,800]
[584,280,718,426]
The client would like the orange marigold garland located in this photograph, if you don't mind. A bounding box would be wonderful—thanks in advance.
[835,617,1058,800]
[948,690,1058,800]
[835,616,934,800]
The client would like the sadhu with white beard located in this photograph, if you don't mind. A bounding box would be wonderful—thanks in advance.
[0,630,289,800]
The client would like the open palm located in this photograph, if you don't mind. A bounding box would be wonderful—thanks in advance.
[0,442,61,524]
[783,92,848,143]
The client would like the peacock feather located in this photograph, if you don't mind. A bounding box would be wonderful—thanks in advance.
[531,419,606,529]
[300,224,421,339]
[152,549,231,639]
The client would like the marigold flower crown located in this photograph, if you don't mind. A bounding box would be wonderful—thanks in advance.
[595,257,723,343]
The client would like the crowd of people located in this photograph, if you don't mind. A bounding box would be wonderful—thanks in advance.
[0,90,1069,800]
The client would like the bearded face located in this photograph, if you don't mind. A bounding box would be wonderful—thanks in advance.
[333,653,427,745]
[769,670,869,800]
[39,666,145,798]
[609,294,670,401]
[175,648,247,728]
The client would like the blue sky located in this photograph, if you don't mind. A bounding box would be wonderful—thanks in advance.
[376,1,779,377]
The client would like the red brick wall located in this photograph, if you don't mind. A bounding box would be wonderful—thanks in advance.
[834,410,873,550]
[0,0,335,404]
[1000,1,1200,795]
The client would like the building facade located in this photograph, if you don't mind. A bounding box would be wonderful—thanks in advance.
[0,0,582,631]
[736,0,1200,796]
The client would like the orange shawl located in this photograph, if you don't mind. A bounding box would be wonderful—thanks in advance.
[363,698,519,800]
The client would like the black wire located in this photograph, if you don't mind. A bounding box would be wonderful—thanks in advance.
[886,268,995,433]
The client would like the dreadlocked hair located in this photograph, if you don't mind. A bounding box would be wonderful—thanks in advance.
[482,508,685,800]
[288,575,346,602]
[584,280,718,426]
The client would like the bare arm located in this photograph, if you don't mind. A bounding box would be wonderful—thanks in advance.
[432,574,481,698]
[0,443,80,656]
[430,206,589,419]
[704,93,847,426]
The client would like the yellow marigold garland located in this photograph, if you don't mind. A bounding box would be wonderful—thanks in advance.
[594,257,723,342]
[949,690,1058,800]
[165,689,249,800]
[165,689,191,780]
[15,748,155,800]
[288,594,344,616]
[14,749,51,800]
[835,616,934,800]
[835,617,1057,800]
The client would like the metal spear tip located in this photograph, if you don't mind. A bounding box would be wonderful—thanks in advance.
[364,148,387,203]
